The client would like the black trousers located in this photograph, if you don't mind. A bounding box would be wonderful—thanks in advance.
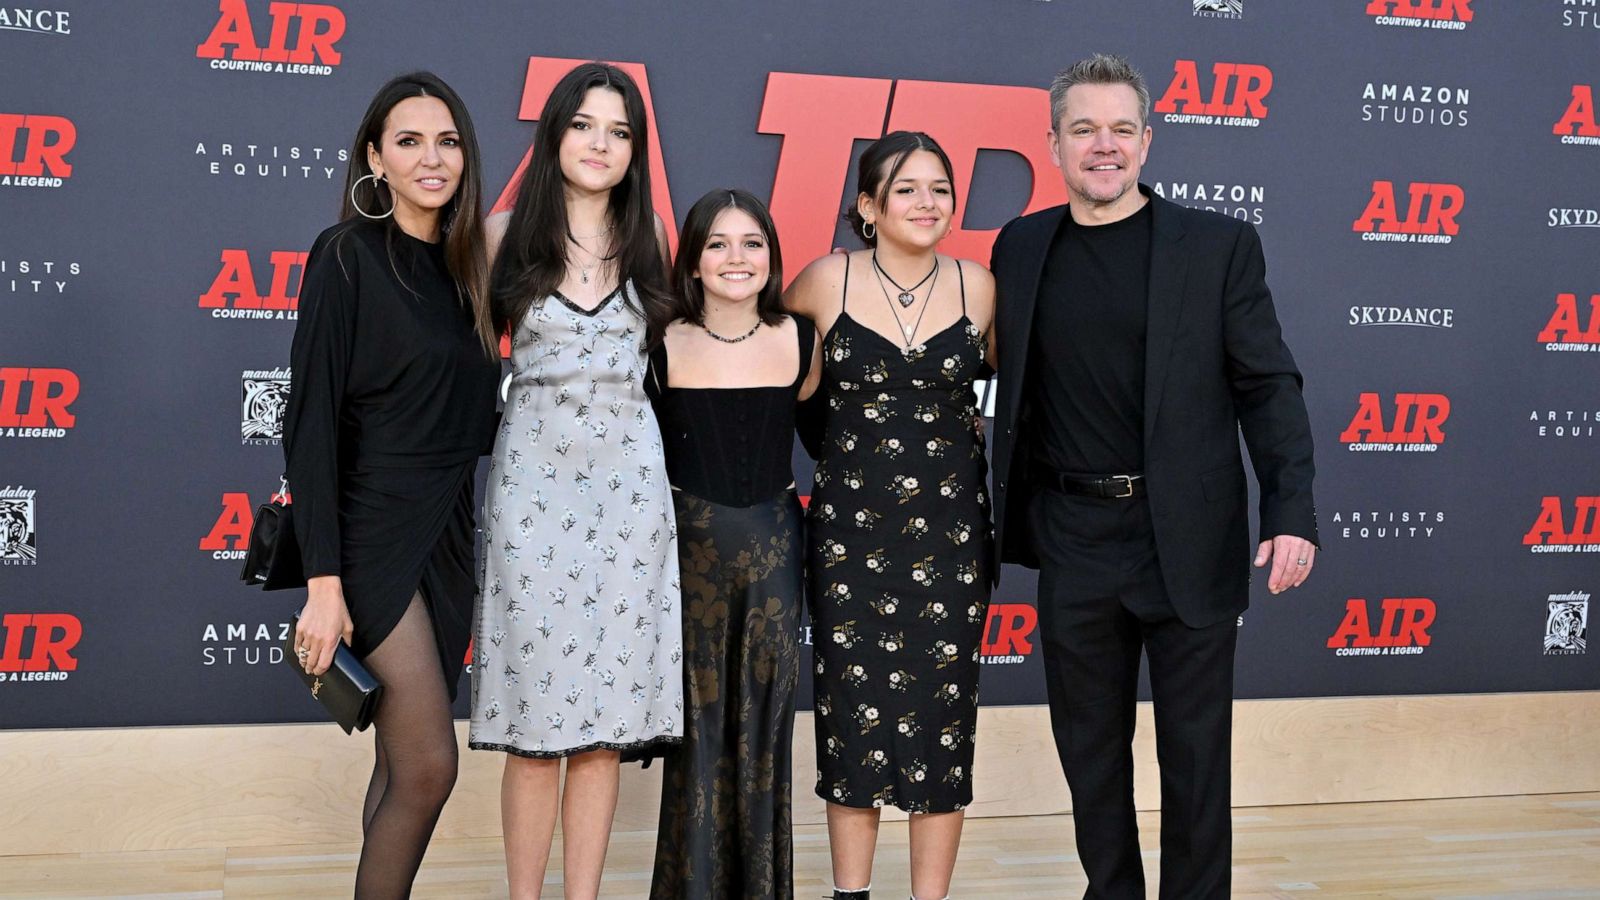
[1028,487,1237,900]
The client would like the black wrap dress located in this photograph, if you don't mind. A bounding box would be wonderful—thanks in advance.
[282,219,500,694]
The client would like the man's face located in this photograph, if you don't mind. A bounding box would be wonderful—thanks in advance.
[1049,83,1152,209]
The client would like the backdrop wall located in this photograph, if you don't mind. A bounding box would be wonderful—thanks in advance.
[3,0,1597,728]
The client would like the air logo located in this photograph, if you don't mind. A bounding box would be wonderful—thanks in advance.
[200,249,306,320]
[1340,392,1449,451]
[0,613,80,680]
[1353,181,1464,243]
[980,604,1036,664]
[196,0,345,76]
[0,367,78,438]
[1555,85,1600,147]
[494,58,1072,277]
[1540,292,1600,351]
[1366,0,1473,29]
[0,114,74,188]
[200,492,268,561]
[1154,60,1272,127]
[1524,497,1600,553]
[1327,598,1435,656]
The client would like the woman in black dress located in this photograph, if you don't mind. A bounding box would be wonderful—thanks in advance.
[785,133,997,900]
[284,72,500,897]
[645,189,822,899]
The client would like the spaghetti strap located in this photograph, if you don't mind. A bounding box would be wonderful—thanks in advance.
[955,258,967,315]
[792,315,816,389]
[841,254,851,312]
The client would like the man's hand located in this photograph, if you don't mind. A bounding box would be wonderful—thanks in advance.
[1254,535,1316,594]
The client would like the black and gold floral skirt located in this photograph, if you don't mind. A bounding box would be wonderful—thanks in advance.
[649,488,802,900]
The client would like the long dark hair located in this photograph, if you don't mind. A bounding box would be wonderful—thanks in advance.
[492,62,670,333]
[844,130,958,248]
[654,188,785,345]
[341,71,495,356]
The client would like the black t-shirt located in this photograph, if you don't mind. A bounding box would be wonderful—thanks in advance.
[1027,201,1153,474]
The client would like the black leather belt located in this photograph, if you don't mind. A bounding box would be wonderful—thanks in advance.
[1040,470,1146,499]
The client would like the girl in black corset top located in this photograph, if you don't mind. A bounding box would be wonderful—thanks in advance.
[283,73,500,898]
[785,133,998,900]
[644,189,822,900]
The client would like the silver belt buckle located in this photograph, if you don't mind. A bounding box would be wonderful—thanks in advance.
[1110,475,1136,498]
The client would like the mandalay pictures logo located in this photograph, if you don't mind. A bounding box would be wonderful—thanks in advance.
[1193,0,1243,19]
[0,485,37,565]
[241,369,290,445]
[0,7,70,35]
[196,0,345,77]
[1366,0,1473,30]
[1153,60,1271,127]
[1544,592,1588,655]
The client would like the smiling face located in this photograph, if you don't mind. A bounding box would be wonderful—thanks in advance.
[860,149,955,252]
[365,95,462,237]
[1050,82,1152,217]
[558,86,633,197]
[694,207,770,306]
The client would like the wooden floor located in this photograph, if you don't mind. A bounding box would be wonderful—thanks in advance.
[3,792,1597,898]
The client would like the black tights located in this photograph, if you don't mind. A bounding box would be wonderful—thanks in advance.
[354,593,458,899]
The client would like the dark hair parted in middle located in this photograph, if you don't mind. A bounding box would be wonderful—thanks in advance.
[844,130,958,247]
[490,62,670,332]
[656,188,785,342]
[342,70,496,356]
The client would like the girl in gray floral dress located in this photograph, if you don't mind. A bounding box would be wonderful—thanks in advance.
[469,62,682,899]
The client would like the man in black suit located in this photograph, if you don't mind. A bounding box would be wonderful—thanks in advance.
[988,54,1318,898]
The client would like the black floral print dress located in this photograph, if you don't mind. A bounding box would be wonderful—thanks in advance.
[809,259,991,813]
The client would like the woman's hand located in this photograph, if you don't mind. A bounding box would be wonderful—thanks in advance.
[296,575,353,676]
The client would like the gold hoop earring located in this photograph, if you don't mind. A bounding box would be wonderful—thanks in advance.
[351,172,393,220]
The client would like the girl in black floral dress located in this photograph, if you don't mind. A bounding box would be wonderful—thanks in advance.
[785,132,996,900]
[646,189,823,900]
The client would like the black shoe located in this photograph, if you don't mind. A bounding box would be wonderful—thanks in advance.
[832,891,869,900]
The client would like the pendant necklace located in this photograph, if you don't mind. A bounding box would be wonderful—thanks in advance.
[874,257,939,349]
[568,231,618,285]
[872,251,937,308]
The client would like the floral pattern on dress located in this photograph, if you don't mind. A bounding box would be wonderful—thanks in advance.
[471,285,683,758]
[809,307,991,813]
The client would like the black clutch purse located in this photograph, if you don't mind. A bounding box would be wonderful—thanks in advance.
[241,477,306,591]
[284,613,384,734]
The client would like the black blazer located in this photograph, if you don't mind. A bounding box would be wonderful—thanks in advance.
[989,189,1317,627]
